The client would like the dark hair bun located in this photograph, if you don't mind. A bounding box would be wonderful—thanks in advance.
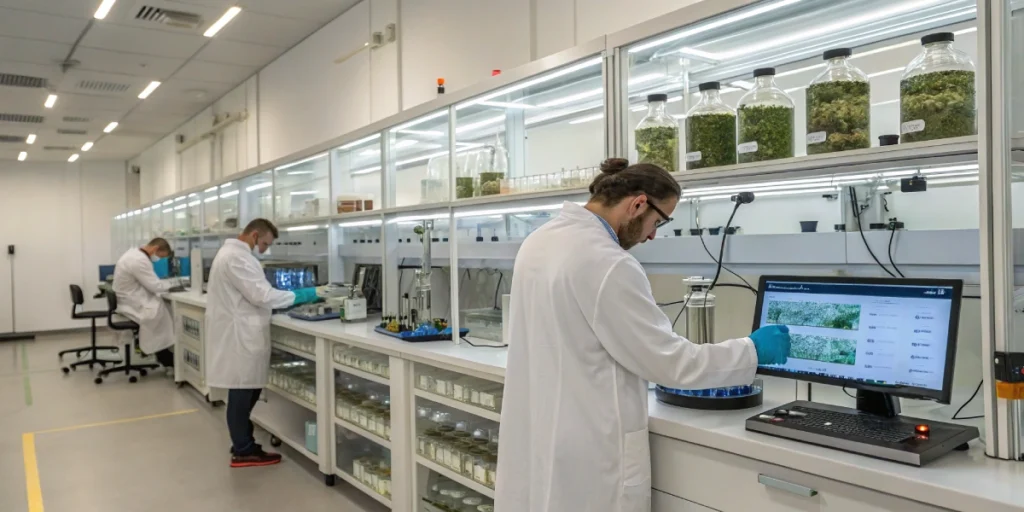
[600,158,630,174]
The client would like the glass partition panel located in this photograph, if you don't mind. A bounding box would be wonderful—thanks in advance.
[219,181,240,233]
[455,56,606,198]
[186,193,201,235]
[202,187,219,233]
[388,110,451,207]
[332,218,384,314]
[264,223,330,290]
[383,209,452,328]
[332,134,382,215]
[274,153,331,221]
[623,0,978,171]
[160,199,175,237]
[140,208,153,241]
[172,195,188,236]
[241,170,274,225]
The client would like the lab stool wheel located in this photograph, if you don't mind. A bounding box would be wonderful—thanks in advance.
[139,369,148,377]
[94,377,103,384]
[129,376,138,383]
[62,367,70,374]
[270,436,282,448]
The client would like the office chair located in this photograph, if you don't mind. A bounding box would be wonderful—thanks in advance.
[60,285,119,374]
[97,292,159,384]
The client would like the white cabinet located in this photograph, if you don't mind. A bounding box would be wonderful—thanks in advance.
[650,434,951,512]
[653,490,719,512]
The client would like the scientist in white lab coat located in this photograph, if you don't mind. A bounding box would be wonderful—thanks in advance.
[205,218,320,468]
[112,237,177,368]
[495,158,792,512]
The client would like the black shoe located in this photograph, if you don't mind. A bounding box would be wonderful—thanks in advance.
[230,448,282,468]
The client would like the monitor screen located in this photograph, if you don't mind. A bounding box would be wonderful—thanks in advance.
[753,276,961,401]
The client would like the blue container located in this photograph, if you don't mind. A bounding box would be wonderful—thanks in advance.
[305,421,318,455]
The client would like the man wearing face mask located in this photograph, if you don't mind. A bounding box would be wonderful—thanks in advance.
[495,159,791,512]
[206,218,320,467]
[112,237,177,368]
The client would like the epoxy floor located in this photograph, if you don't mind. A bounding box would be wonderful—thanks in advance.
[0,330,387,512]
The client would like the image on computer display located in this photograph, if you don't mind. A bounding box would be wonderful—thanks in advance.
[757,280,954,391]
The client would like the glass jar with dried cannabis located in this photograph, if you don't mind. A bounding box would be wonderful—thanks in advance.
[806,48,870,155]
[737,68,795,163]
[635,93,679,172]
[685,81,736,170]
[900,32,976,143]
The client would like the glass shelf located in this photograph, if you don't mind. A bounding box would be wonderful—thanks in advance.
[275,153,330,221]
[218,181,240,233]
[202,186,219,234]
[389,109,451,208]
[332,134,381,216]
[241,170,273,224]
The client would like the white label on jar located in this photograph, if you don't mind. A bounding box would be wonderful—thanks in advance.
[902,119,926,134]
[474,466,488,484]
[737,141,759,154]
[807,131,827,144]
[685,151,702,163]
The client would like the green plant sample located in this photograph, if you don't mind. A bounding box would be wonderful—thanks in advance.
[479,172,504,196]
[900,70,976,143]
[737,105,794,163]
[789,334,857,365]
[766,301,861,330]
[636,126,679,172]
[806,81,870,154]
[686,113,736,169]
[455,177,475,199]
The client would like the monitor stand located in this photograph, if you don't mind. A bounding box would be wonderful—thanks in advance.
[855,389,900,418]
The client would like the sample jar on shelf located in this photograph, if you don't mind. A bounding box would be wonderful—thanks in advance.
[900,32,976,143]
[736,68,795,163]
[685,81,736,170]
[422,154,449,203]
[479,135,508,196]
[635,93,679,172]
[806,48,871,154]
[456,152,478,199]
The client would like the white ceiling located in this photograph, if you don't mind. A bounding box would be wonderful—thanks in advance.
[0,0,361,163]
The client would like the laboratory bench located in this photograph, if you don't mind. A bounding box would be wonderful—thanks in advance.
[166,291,1019,512]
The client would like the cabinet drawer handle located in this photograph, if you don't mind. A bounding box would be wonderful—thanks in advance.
[758,474,818,497]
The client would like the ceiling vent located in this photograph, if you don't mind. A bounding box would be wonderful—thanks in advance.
[135,5,203,29]
[78,80,131,94]
[0,73,48,89]
[0,113,44,124]
[0,135,25,143]
[63,116,90,123]
[57,128,88,135]
[44,145,76,151]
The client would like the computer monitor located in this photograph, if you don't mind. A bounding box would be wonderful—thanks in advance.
[752,275,962,405]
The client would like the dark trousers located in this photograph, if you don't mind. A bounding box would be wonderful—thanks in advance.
[227,388,263,456]
[155,348,174,368]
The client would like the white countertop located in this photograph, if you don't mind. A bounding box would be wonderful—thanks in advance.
[167,291,1019,511]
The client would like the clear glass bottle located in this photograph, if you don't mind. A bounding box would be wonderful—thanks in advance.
[635,93,679,172]
[900,32,976,143]
[479,135,508,196]
[422,153,449,203]
[685,82,736,170]
[455,152,477,199]
[462,496,484,512]
[806,48,870,155]
[736,68,795,163]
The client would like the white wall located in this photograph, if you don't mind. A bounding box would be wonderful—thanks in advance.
[0,161,126,332]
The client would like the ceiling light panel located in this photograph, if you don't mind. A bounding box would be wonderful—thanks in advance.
[103,122,119,133]
[17,152,26,161]
[26,134,36,144]
[94,0,117,20]
[81,142,94,151]
[68,154,80,162]
[204,6,242,37]
[44,94,57,109]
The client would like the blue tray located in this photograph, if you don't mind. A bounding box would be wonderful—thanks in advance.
[374,326,469,342]
[288,311,340,321]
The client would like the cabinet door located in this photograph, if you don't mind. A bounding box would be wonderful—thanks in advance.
[653,490,719,512]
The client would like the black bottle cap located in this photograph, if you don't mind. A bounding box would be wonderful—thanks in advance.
[698,81,720,91]
[431,238,439,242]
[834,224,846,232]
[491,236,499,242]
[822,48,852,60]
[647,93,668,103]
[879,134,900,146]
[476,236,484,242]
[753,67,776,77]
[921,32,954,45]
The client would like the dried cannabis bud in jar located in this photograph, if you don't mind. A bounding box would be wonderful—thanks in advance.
[636,126,679,172]
[900,70,976,143]
[686,113,736,169]
[737,105,794,163]
[806,81,870,154]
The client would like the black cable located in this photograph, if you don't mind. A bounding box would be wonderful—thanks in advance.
[887,226,906,278]
[842,386,856,398]
[715,283,758,293]
[850,187,897,278]
[493,272,505,309]
[708,202,742,292]
[460,337,508,348]
[964,295,981,299]
[952,380,984,420]
[671,294,692,330]
[694,207,757,293]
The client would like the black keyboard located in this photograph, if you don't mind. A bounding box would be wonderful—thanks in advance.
[787,406,915,443]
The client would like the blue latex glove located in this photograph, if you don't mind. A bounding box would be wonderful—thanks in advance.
[292,287,319,306]
[750,325,791,365]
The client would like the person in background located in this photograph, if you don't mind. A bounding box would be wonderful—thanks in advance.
[205,218,320,468]
[495,158,791,512]
[112,237,177,368]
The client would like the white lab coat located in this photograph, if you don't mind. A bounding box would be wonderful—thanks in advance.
[112,248,175,354]
[495,202,758,512]
[205,239,295,389]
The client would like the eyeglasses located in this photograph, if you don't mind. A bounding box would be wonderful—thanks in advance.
[647,201,673,229]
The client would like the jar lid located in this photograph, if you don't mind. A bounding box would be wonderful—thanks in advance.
[822,48,852,60]
[879,134,900,146]
[921,32,954,45]
[752,67,776,77]
[647,93,669,103]
[698,81,720,91]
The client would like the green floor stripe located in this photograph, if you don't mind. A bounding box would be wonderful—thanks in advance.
[20,343,32,406]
